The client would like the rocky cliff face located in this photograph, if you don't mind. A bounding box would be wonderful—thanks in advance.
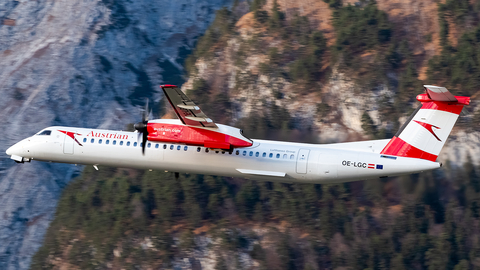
[0,0,232,269]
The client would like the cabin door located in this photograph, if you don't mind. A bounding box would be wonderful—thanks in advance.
[296,149,310,174]
[63,134,74,154]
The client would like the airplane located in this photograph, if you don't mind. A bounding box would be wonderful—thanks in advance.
[5,85,470,184]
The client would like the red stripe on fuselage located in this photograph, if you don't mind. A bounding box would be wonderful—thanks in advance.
[380,136,437,162]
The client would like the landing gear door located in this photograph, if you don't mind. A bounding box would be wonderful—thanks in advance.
[296,149,310,174]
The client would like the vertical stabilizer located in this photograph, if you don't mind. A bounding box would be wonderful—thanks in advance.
[380,85,470,161]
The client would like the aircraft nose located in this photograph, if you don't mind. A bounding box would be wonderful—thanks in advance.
[6,146,12,156]
[6,142,23,156]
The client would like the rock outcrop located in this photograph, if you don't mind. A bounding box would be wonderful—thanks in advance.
[0,0,232,268]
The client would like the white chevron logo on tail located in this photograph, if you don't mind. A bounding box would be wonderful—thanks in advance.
[413,120,441,142]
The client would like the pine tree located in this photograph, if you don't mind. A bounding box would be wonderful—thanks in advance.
[425,233,451,270]
[269,0,284,30]
[361,111,377,138]
[215,254,228,270]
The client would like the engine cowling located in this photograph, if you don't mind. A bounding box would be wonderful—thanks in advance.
[146,122,252,150]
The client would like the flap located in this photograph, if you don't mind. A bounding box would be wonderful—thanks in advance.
[161,85,217,128]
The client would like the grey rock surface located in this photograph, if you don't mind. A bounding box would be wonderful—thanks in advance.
[0,0,232,269]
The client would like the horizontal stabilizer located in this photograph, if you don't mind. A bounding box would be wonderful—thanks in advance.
[424,85,457,102]
[236,169,286,177]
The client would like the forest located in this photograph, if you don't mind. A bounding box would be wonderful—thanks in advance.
[32,0,480,269]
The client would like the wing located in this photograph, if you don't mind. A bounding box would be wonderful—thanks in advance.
[160,85,218,128]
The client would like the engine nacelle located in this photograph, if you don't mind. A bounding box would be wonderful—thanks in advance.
[146,121,252,150]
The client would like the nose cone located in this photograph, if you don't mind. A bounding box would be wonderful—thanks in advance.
[6,143,22,156]
[6,145,14,155]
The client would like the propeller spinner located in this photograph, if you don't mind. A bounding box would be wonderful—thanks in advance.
[134,100,149,155]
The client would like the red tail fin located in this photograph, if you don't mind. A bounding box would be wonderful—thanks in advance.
[380,86,470,161]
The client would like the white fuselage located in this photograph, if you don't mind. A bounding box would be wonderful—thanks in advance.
[6,124,441,184]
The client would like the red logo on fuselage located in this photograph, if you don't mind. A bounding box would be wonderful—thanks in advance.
[413,120,442,141]
[59,130,83,146]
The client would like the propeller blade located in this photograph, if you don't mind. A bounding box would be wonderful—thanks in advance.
[143,98,148,122]
[142,131,148,155]
[134,98,150,155]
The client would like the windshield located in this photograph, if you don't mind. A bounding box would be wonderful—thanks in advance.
[37,130,52,136]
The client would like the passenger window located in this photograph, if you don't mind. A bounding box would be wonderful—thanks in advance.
[91,139,95,143]
[140,143,143,147]
[148,143,151,148]
[243,151,247,156]
[163,144,167,149]
[276,154,280,158]
[134,142,137,147]
[184,146,188,151]
[120,141,124,146]
[155,144,159,149]
[222,151,225,154]
[236,150,239,155]
[249,151,253,156]
[262,152,266,157]
[170,145,174,150]
[197,147,201,152]
[113,140,117,145]
[99,139,103,144]
[283,154,287,159]
[269,153,273,158]
[177,145,181,150]
[127,141,131,146]
[216,151,219,154]
[255,152,259,157]
[106,140,110,145]
[205,148,209,153]
[83,138,87,143]
[290,154,294,160]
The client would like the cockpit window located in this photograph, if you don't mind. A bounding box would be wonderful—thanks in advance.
[37,130,51,136]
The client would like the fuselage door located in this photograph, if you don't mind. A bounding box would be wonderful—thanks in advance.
[296,149,310,174]
[63,133,74,154]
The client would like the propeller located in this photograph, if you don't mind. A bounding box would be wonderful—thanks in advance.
[134,99,149,155]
